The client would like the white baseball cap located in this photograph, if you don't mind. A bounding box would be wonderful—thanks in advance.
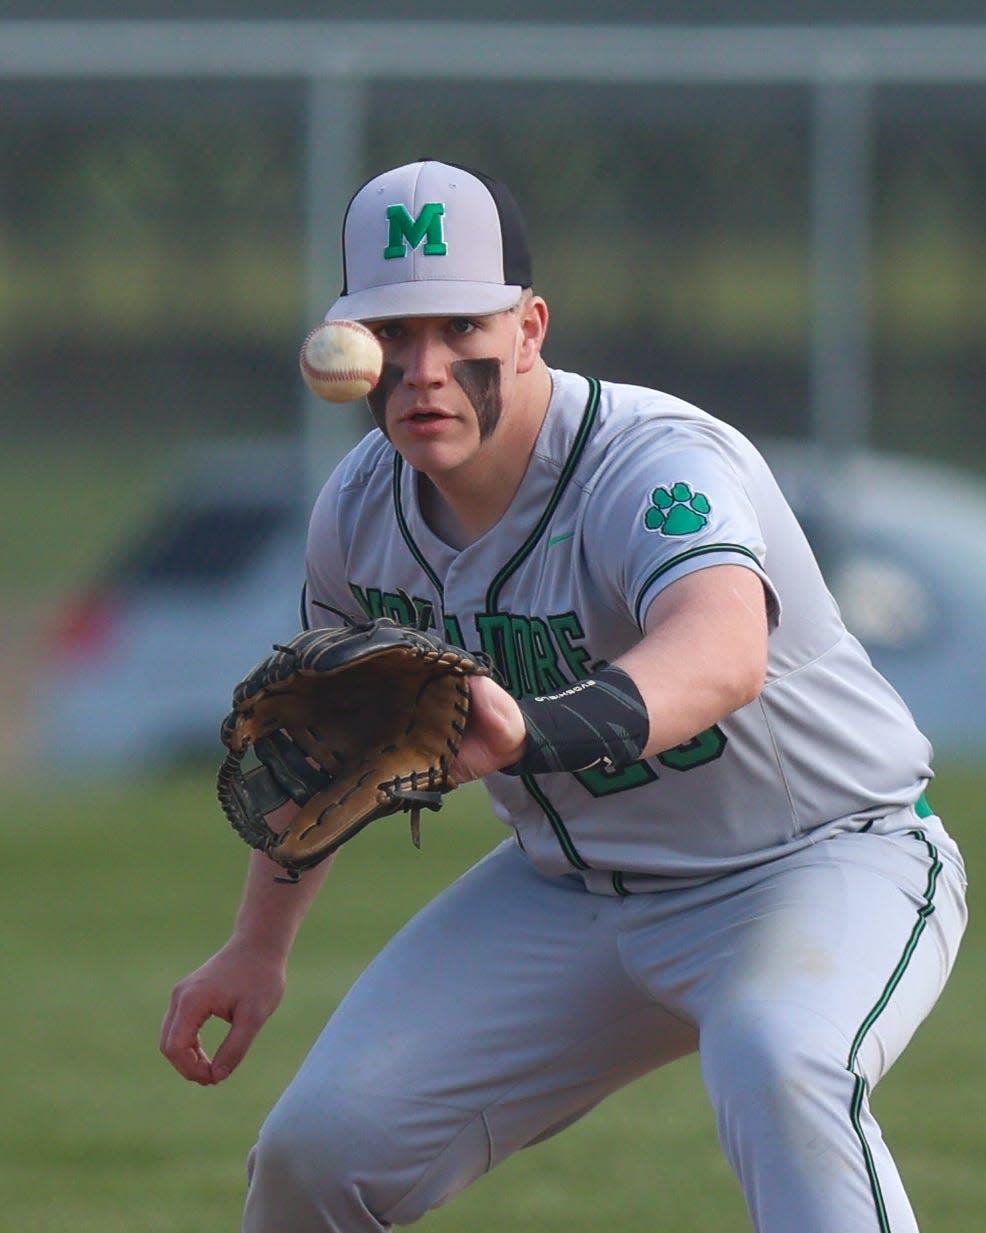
[325,159,533,322]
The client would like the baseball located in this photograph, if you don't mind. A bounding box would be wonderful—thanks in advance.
[299,319,384,403]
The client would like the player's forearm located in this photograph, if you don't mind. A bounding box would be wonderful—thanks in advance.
[466,567,768,783]
[620,640,762,760]
[229,843,335,960]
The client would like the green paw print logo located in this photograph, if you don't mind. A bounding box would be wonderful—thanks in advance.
[644,482,712,535]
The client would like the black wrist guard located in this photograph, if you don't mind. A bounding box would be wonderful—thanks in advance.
[502,665,650,777]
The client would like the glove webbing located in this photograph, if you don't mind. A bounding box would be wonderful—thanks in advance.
[217,739,449,863]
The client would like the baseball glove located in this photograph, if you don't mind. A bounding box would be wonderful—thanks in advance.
[217,617,490,881]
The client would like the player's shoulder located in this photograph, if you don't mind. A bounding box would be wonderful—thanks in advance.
[334,427,394,490]
[307,427,393,531]
[597,376,731,439]
[551,369,764,487]
[552,368,726,437]
[314,427,391,498]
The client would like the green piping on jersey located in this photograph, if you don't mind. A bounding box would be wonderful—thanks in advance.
[486,377,602,615]
[484,377,600,875]
[393,455,445,602]
[633,543,763,630]
[522,773,590,871]
[299,581,311,630]
[390,377,600,623]
[845,828,942,1232]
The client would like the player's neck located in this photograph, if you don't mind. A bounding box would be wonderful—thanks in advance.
[419,448,531,549]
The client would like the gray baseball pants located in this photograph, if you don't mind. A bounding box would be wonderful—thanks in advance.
[243,803,967,1233]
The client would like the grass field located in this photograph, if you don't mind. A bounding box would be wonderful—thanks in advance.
[1,763,982,1233]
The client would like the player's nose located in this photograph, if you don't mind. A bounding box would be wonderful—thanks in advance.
[402,331,449,388]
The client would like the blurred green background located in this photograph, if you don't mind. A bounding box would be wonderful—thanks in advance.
[1,11,984,1231]
[6,69,986,461]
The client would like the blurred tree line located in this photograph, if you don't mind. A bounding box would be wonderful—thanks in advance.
[2,70,985,472]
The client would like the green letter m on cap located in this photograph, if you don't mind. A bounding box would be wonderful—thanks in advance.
[384,202,447,259]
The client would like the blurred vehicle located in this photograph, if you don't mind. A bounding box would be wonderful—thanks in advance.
[35,440,310,776]
[762,441,986,759]
[35,437,986,774]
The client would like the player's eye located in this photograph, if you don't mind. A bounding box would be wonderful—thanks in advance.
[373,322,405,342]
[448,318,478,336]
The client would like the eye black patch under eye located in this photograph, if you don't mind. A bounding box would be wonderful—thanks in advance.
[367,363,404,435]
[452,358,502,439]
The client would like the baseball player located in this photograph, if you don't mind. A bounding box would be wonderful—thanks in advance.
[161,160,968,1233]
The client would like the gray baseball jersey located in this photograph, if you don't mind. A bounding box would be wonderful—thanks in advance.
[304,368,932,893]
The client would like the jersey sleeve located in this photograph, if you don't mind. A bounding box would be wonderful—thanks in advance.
[582,426,781,632]
[303,430,396,629]
[302,458,359,629]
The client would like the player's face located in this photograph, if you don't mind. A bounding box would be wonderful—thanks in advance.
[363,304,541,479]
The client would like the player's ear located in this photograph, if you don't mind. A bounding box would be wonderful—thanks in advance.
[515,293,549,373]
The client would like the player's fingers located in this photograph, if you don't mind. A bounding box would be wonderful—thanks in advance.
[452,674,526,782]
[209,1007,268,1083]
[160,990,222,1085]
[162,1032,216,1085]
[161,950,286,1084]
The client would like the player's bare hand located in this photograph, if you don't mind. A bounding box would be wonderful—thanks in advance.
[451,673,527,783]
[160,941,286,1086]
